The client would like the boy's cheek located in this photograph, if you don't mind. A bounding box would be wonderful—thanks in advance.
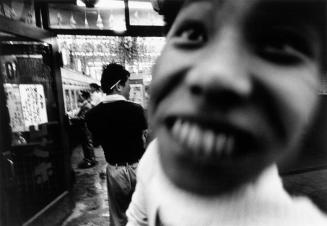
[153,45,191,78]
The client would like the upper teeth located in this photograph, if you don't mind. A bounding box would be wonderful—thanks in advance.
[171,119,235,159]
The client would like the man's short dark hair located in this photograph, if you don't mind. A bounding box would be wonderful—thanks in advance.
[101,63,130,94]
[90,83,100,91]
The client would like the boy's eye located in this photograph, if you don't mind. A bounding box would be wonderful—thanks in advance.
[172,23,207,47]
[254,29,315,65]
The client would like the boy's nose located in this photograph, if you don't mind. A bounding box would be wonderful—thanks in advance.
[185,28,252,108]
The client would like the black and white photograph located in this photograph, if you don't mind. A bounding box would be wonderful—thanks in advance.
[0,0,327,226]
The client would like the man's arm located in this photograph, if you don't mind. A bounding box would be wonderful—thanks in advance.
[85,109,99,142]
[138,105,149,148]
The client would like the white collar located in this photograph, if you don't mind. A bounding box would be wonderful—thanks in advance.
[101,94,126,103]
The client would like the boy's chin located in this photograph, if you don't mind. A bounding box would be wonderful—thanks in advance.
[159,154,267,196]
[157,139,272,196]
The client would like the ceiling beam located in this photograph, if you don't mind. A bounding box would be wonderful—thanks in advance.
[35,0,76,3]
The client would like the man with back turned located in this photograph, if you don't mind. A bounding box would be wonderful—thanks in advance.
[86,63,147,226]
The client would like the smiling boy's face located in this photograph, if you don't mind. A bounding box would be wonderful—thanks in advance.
[149,0,324,194]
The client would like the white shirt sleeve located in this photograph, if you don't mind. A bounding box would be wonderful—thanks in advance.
[126,178,149,226]
[126,140,158,226]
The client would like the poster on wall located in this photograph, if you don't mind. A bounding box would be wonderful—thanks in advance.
[129,84,144,107]
[19,84,48,130]
[4,84,25,132]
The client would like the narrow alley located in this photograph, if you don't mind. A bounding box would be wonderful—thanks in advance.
[62,146,109,226]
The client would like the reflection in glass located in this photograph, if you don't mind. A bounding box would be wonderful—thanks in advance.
[65,89,71,112]
[0,0,36,25]
[48,1,126,31]
[129,0,164,26]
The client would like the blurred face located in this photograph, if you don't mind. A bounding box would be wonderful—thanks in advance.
[150,0,323,194]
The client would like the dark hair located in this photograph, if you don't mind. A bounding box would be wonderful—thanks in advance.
[80,90,91,100]
[90,83,100,91]
[101,63,130,94]
[152,0,185,34]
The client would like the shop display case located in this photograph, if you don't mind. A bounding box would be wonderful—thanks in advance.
[0,17,70,226]
[48,2,126,31]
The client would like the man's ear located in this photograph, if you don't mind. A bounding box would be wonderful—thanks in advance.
[116,83,123,92]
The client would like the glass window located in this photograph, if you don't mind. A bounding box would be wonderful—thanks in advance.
[129,0,164,26]
[70,89,75,109]
[57,35,166,108]
[48,1,126,31]
[48,0,165,30]
[1,41,57,141]
[0,0,36,26]
[65,89,71,112]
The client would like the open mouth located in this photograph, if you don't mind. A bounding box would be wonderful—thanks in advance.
[165,117,259,161]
